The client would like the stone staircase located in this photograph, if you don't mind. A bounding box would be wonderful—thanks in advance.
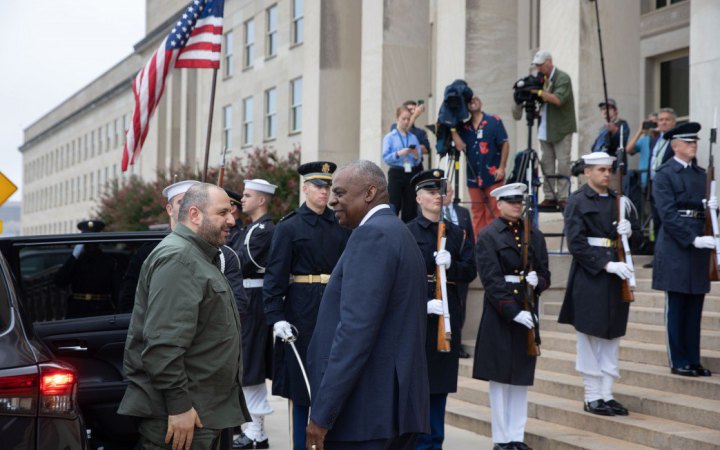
[450,255,720,449]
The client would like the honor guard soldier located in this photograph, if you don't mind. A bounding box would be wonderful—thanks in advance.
[232,179,278,449]
[263,161,350,450]
[653,122,715,377]
[225,188,245,250]
[406,169,476,450]
[559,152,641,416]
[473,183,551,450]
[55,220,118,318]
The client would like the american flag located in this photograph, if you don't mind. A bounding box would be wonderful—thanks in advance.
[122,0,225,171]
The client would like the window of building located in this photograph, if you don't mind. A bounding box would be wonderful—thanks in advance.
[114,119,121,147]
[83,174,87,201]
[98,126,103,153]
[264,87,277,140]
[224,31,234,77]
[90,130,95,157]
[222,104,233,151]
[97,169,102,197]
[244,19,255,68]
[266,5,278,58]
[243,96,254,146]
[89,172,94,200]
[658,54,689,119]
[106,123,112,151]
[292,0,304,45]
[290,77,303,132]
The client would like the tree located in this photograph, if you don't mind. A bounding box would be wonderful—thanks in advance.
[95,146,301,231]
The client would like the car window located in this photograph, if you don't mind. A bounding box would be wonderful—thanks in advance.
[0,260,12,333]
[18,240,160,322]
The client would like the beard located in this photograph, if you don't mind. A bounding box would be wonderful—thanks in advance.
[198,215,227,247]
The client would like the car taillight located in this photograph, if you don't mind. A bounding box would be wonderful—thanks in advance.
[39,362,77,417]
[0,366,38,416]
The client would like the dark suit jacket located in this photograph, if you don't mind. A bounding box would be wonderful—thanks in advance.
[307,207,430,441]
[452,203,475,244]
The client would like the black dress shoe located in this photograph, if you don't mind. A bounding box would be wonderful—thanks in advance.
[458,349,471,359]
[232,434,269,449]
[510,442,533,450]
[605,399,629,416]
[493,444,519,450]
[671,365,699,377]
[642,260,653,268]
[691,364,712,376]
[584,399,615,416]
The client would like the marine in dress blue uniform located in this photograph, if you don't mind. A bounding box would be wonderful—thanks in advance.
[406,170,476,450]
[232,179,278,449]
[306,160,430,450]
[473,183,550,450]
[262,162,350,450]
[652,122,714,377]
[559,152,641,417]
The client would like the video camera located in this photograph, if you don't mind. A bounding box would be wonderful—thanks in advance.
[512,73,545,106]
[433,79,474,157]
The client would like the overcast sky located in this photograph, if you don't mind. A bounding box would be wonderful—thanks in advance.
[0,0,146,203]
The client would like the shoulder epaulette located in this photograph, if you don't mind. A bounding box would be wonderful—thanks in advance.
[280,210,297,222]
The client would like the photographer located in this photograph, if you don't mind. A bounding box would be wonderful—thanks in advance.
[591,98,630,157]
[383,105,423,222]
[530,50,577,208]
[391,100,432,160]
[449,95,510,236]
[627,112,659,193]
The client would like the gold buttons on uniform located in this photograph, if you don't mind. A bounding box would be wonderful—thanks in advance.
[513,289,519,294]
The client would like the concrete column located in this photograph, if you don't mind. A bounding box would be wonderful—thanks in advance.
[690,0,720,167]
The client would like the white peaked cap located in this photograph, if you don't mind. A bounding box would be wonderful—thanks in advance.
[490,182,527,200]
[162,180,201,201]
[244,178,277,195]
[581,152,616,166]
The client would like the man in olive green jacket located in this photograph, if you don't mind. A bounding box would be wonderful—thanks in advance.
[532,50,577,207]
[119,183,250,450]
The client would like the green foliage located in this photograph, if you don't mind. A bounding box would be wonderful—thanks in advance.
[94,146,302,231]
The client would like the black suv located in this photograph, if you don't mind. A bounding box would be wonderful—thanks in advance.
[0,231,165,450]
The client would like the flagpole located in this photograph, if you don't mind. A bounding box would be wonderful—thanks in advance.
[202,68,219,182]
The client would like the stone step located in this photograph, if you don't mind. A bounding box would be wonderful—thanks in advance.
[450,377,720,450]
[539,290,720,313]
[540,302,720,330]
[537,316,720,349]
[445,397,656,450]
[635,277,720,296]
[459,349,720,400]
[464,329,720,373]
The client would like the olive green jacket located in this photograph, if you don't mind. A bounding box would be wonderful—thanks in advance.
[118,223,250,429]
[543,67,577,143]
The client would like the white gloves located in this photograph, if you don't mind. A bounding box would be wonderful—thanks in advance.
[72,244,84,259]
[707,197,718,211]
[525,271,538,287]
[434,249,452,269]
[605,261,633,280]
[273,320,294,341]
[427,299,444,315]
[693,236,716,249]
[616,219,632,237]
[513,310,534,329]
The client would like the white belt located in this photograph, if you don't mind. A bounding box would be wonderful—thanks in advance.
[504,275,522,283]
[587,237,616,248]
[243,279,264,288]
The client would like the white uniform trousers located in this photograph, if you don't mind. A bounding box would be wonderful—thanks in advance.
[488,381,529,444]
[242,383,273,441]
[575,332,620,402]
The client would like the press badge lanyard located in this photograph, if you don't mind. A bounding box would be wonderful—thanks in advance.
[473,113,486,140]
[399,130,414,172]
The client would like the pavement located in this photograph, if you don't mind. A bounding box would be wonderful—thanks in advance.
[245,381,495,449]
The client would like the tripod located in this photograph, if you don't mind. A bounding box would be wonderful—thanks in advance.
[513,100,542,227]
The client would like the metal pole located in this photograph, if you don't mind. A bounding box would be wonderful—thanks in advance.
[202,68,219,182]
[591,0,611,124]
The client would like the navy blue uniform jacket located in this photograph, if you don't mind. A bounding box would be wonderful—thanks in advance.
[307,207,430,441]
[652,159,711,294]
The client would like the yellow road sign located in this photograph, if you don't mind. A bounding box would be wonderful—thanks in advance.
[0,172,18,207]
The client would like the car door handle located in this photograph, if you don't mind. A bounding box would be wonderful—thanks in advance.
[56,345,88,352]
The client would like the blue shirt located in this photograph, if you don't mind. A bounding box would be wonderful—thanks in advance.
[382,129,422,168]
[631,134,651,189]
[457,112,508,188]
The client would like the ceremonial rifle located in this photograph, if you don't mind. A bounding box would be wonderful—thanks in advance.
[521,192,541,356]
[616,127,636,302]
[217,146,229,187]
[705,113,720,281]
[436,153,455,353]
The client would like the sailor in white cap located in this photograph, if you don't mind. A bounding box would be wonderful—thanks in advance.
[473,183,551,450]
[232,178,278,449]
[162,180,201,229]
[559,152,640,416]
